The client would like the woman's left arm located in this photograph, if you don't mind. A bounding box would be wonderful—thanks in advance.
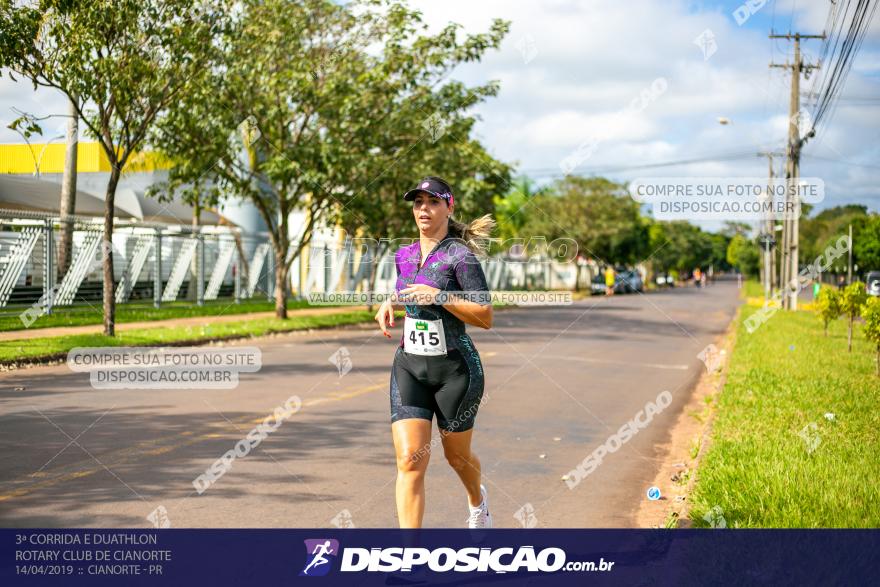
[444,296,493,329]
[396,285,493,329]
[447,248,493,329]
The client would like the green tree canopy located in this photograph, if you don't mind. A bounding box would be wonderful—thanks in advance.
[524,176,648,266]
[1,0,222,335]
[727,234,760,278]
[647,220,720,275]
[153,0,510,318]
[853,215,880,272]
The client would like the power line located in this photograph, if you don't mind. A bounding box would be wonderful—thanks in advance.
[809,0,878,135]
[519,150,761,178]
[803,154,880,169]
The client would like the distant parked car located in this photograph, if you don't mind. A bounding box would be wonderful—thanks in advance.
[591,274,609,295]
[866,271,880,297]
[618,270,644,293]
[655,273,675,288]
[591,270,643,294]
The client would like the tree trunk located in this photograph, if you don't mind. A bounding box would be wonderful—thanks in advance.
[274,252,288,319]
[574,262,582,292]
[232,231,250,288]
[102,165,121,337]
[848,315,853,352]
[823,320,828,337]
[188,198,201,301]
[57,99,79,280]
[367,242,388,313]
[365,244,377,313]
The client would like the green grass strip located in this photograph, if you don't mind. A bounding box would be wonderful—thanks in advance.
[0,310,376,364]
[0,298,321,332]
[689,304,880,527]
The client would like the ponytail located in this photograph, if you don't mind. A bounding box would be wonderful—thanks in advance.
[448,214,495,257]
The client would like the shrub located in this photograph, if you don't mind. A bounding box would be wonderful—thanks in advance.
[862,297,880,376]
[839,282,868,352]
[815,287,842,336]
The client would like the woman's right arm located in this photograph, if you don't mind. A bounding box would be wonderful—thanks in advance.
[375,299,405,338]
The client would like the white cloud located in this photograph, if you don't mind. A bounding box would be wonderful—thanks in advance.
[417,0,880,216]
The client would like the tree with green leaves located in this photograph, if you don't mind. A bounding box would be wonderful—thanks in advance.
[862,296,880,375]
[646,220,719,282]
[527,176,648,265]
[839,282,868,352]
[853,215,880,271]
[727,234,760,278]
[720,221,751,238]
[815,287,841,337]
[155,0,509,318]
[334,132,509,308]
[333,76,511,305]
[799,205,868,266]
[493,176,547,245]
[1,0,221,335]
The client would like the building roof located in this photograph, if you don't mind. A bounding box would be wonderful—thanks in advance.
[0,175,222,225]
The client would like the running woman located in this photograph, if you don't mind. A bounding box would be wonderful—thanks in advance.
[374,176,495,529]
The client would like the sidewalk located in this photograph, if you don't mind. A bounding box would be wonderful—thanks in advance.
[0,306,369,341]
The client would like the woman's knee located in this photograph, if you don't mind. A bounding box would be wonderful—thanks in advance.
[396,446,429,474]
[444,449,472,472]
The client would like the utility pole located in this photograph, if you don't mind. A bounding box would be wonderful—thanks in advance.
[847,223,853,285]
[770,31,824,311]
[757,151,781,302]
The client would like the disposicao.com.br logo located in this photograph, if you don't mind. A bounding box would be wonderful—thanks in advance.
[300,539,340,576]
[299,539,615,575]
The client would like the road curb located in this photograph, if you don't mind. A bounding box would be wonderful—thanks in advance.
[634,304,741,528]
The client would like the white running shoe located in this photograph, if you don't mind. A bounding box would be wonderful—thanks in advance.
[467,484,492,529]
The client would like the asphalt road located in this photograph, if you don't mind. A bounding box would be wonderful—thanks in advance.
[0,281,740,529]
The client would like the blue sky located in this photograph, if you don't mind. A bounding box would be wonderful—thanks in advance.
[2,0,878,229]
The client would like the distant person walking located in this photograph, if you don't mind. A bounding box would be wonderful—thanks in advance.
[605,266,616,296]
[693,267,702,288]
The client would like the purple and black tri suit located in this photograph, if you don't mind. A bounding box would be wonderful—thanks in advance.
[389,234,490,432]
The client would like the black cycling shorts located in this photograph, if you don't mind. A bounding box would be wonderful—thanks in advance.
[389,346,485,432]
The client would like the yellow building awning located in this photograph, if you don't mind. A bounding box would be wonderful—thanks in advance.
[0,142,171,175]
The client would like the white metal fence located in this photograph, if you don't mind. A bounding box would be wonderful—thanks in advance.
[0,210,593,314]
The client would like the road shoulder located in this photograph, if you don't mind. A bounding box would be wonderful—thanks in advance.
[634,307,739,528]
